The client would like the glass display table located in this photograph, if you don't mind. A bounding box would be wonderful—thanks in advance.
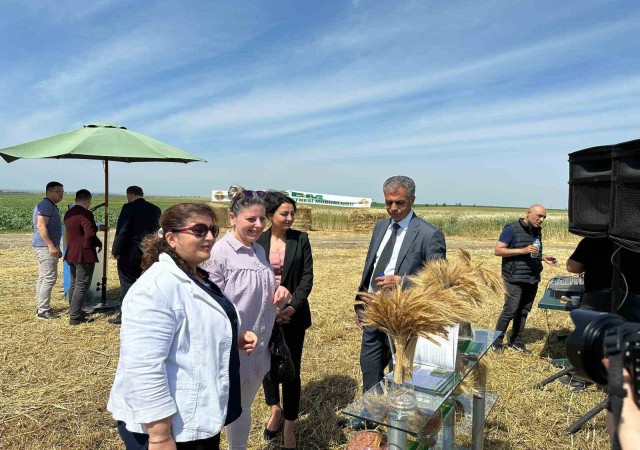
[342,328,501,450]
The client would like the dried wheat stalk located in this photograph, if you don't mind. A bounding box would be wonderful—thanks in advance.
[359,287,451,383]
[358,249,502,384]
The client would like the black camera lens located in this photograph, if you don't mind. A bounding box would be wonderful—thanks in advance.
[566,309,626,385]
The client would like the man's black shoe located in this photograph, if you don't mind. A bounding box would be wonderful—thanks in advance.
[36,310,58,320]
[570,380,587,392]
[508,343,532,354]
[490,343,504,353]
[558,374,572,386]
[336,417,377,430]
[69,317,91,326]
[108,313,122,325]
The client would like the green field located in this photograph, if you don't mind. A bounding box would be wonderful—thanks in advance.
[0,192,208,231]
[0,192,571,239]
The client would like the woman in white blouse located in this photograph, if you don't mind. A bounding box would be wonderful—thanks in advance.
[108,203,257,450]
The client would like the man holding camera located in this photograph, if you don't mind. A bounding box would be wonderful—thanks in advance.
[492,204,557,353]
[566,237,640,322]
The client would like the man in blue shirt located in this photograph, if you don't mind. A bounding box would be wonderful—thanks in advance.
[493,204,557,353]
[32,181,64,320]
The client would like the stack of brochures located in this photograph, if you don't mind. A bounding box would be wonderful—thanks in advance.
[408,364,457,394]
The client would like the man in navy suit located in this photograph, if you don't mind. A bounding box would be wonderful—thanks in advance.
[340,175,446,430]
[109,186,161,324]
[64,189,102,325]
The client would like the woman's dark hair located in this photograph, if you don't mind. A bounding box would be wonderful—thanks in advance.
[228,184,266,216]
[265,191,297,217]
[141,203,216,272]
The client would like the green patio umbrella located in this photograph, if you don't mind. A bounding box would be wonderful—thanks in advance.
[0,122,206,305]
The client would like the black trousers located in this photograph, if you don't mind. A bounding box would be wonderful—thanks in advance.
[117,257,143,302]
[262,326,306,421]
[494,280,538,345]
[359,325,393,392]
[117,421,220,450]
[68,262,95,320]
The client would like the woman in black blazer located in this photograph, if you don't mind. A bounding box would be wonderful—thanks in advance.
[258,192,313,450]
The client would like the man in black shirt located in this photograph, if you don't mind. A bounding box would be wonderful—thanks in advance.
[567,237,640,322]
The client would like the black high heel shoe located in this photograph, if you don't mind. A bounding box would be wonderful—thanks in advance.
[263,407,282,441]
[263,427,280,440]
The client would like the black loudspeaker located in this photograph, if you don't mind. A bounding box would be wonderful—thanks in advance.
[611,140,640,242]
[568,145,614,237]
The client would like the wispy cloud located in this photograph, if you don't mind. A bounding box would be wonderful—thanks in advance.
[17,0,122,23]
[143,12,640,140]
[2,1,640,207]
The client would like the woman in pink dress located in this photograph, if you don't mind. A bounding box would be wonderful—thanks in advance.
[201,185,290,450]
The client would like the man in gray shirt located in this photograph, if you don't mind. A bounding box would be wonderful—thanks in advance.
[32,181,64,319]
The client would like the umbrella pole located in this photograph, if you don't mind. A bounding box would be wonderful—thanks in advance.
[101,159,109,304]
[87,159,118,313]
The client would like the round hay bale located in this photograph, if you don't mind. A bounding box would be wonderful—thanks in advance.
[294,205,312,231]
[211,203,231,229]
[348,209,388,233]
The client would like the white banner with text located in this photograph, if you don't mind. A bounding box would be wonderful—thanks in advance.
[211,189,372,208]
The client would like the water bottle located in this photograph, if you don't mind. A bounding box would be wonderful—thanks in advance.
[531,237,541,259]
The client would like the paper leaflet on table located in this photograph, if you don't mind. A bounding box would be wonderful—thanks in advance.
[413,323,458,370]
[387,324,459,392]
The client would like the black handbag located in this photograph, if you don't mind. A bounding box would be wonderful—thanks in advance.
[266,323,296,383]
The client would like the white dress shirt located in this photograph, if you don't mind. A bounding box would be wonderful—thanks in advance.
[368,211,414,292]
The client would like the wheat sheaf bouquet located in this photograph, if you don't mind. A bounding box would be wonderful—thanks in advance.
[357,250,503,385]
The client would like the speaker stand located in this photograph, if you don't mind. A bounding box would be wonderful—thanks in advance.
[565,398,608,434]
[533,365,575,389]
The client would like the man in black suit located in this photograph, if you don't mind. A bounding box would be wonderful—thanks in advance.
[109,186,161,324]
[339,175,446,430]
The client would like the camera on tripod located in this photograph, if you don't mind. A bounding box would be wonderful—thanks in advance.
[566,308,640,408]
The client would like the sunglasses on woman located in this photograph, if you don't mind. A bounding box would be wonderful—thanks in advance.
[231,190,267,207]
[172,224,220,238]
[242,190,266,199]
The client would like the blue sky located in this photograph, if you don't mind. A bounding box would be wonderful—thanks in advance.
[1,0,639,208]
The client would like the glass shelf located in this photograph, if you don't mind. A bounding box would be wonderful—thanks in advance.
[342,328,501,442]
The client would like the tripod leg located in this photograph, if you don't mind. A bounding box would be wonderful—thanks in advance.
[565,398,608,434]
[533,365,575,389]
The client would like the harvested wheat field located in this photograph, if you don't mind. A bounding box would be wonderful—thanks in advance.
[0,230,610,449]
